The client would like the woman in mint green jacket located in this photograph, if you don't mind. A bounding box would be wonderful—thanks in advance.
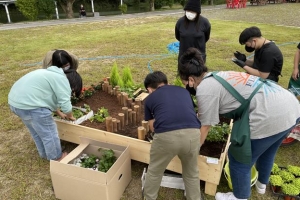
[8,50,78,161]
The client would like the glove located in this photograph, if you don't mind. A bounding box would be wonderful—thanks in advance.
[234,51,246,62]
[232,59,246,69]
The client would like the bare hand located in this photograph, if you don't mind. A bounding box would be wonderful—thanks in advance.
[292,68,299,81]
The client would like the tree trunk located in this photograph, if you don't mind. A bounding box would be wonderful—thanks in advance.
[59,0,75,19]
[149,0,155,11]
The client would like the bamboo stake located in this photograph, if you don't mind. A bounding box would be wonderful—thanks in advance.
[117,94,121,105]
[107,85,112,95]
[112,118,117,133]
[105,116,112,132]
[142,120,149,133]
[132,111,136,126]
[134,105,140,124]
[127,98,133,108]
[118,113,125,130]
[137,126,146,140]
[116,119,121,131]
[123,93,128,107]
[128,109,132,124]
[122,107,128,125]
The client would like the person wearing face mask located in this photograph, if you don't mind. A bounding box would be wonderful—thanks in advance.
[178,47,300,200]
[8,50,80,162]
[175,0,211,64]
[42,49,79,71]
[232,26,283,82]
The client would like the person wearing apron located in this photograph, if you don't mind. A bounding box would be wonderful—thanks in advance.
[178,47,300,200]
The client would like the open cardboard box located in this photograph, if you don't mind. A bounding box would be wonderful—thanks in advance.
[50,138,131,200]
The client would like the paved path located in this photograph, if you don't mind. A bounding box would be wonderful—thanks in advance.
[0,4,226,31]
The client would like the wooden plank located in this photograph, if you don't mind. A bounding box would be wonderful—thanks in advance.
[56,121,230,195]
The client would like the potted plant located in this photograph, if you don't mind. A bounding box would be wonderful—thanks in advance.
[281,183,300,200]
[287,165,300,177]
[293,178,300,189]
[206,123,230,142]
[269,175,284,193]
[279,170,295,183]
[271,163,281,175]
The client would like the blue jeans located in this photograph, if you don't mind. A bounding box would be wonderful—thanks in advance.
[229,123,297,199]
[10,105,62,160]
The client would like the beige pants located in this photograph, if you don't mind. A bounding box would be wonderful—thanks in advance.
[144,128,201,200]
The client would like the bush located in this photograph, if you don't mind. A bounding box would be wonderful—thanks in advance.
[281,183,300,196]
[122,66,134,88]
[271,163,281,175]
[278,170,295,183]
[16,0,38,21]
[269,175,284,187]
[154,0,166,9]
[287,165,300,177]
[119,3,127,14]
[110,62,122,87]
[38,0,55,19]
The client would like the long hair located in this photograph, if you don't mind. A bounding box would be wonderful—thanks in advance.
[64,69,83,98]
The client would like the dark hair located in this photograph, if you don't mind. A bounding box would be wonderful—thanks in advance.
[177,47,208,81]
[144,71,168,89]
[52,50,74,68]
[239,26,262,45]
[64,69,83,98]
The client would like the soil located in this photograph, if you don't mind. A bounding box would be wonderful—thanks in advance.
[74,89,231,158]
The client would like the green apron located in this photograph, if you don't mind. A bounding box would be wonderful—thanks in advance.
[288,64,300,91]
[209,72,266,164]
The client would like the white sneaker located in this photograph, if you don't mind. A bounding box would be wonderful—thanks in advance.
[255,180,266,194]
[215,192,247,200]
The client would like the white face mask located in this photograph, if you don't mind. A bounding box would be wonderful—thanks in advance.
[186,11,197,20]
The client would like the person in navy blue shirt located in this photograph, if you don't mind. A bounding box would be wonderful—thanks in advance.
[143,71,201,200]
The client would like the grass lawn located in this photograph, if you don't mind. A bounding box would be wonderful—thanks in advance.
[0,3,300,200]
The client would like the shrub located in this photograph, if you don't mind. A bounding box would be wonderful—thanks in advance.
[279,170,295,183]
[271,163,281,175]
[38,0,55,19]
[119,3,127,14]
[16,0,39,21]
[122,66,134,88]
[287,165,300,177]
[269,175,284,187]
[110,62,122,87]
[293,178,300,189]
[281,183,300,196]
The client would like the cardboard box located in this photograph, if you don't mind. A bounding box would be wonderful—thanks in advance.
[54,106,94,125]
[50,138,131,200]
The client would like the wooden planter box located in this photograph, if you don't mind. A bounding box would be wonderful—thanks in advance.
[56,121,230,196]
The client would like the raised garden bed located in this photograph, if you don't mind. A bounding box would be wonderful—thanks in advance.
[56,86,231,196]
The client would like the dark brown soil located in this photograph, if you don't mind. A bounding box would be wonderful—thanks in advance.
[74,89,230,158]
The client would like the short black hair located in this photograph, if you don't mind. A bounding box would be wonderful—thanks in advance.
[65,69,83,98]
[144,71,168,89]
[52,50,74,68]
[177,47,208,81]
[239,26,262,45]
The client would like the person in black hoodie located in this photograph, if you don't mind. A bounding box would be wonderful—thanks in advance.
[175,0,211,64]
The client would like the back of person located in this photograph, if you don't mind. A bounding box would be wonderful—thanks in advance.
[144,85,200,133]
[197,71,300,139]
[8,67,71,111]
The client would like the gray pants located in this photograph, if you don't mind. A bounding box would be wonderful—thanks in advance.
[144,128,201,200]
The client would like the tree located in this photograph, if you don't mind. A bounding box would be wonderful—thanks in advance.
[149,0,155,11]
[38,0,55,19]
[57,0,76,18]
[16,0,39,21]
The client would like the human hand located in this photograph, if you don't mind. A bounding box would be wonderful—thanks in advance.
[67,116,76,121]
[56,110,67,119]
[234,51,246,62]
[292,68,299,81]
[232,58,246,69]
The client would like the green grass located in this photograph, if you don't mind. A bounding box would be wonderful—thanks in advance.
[0,3,300,199]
